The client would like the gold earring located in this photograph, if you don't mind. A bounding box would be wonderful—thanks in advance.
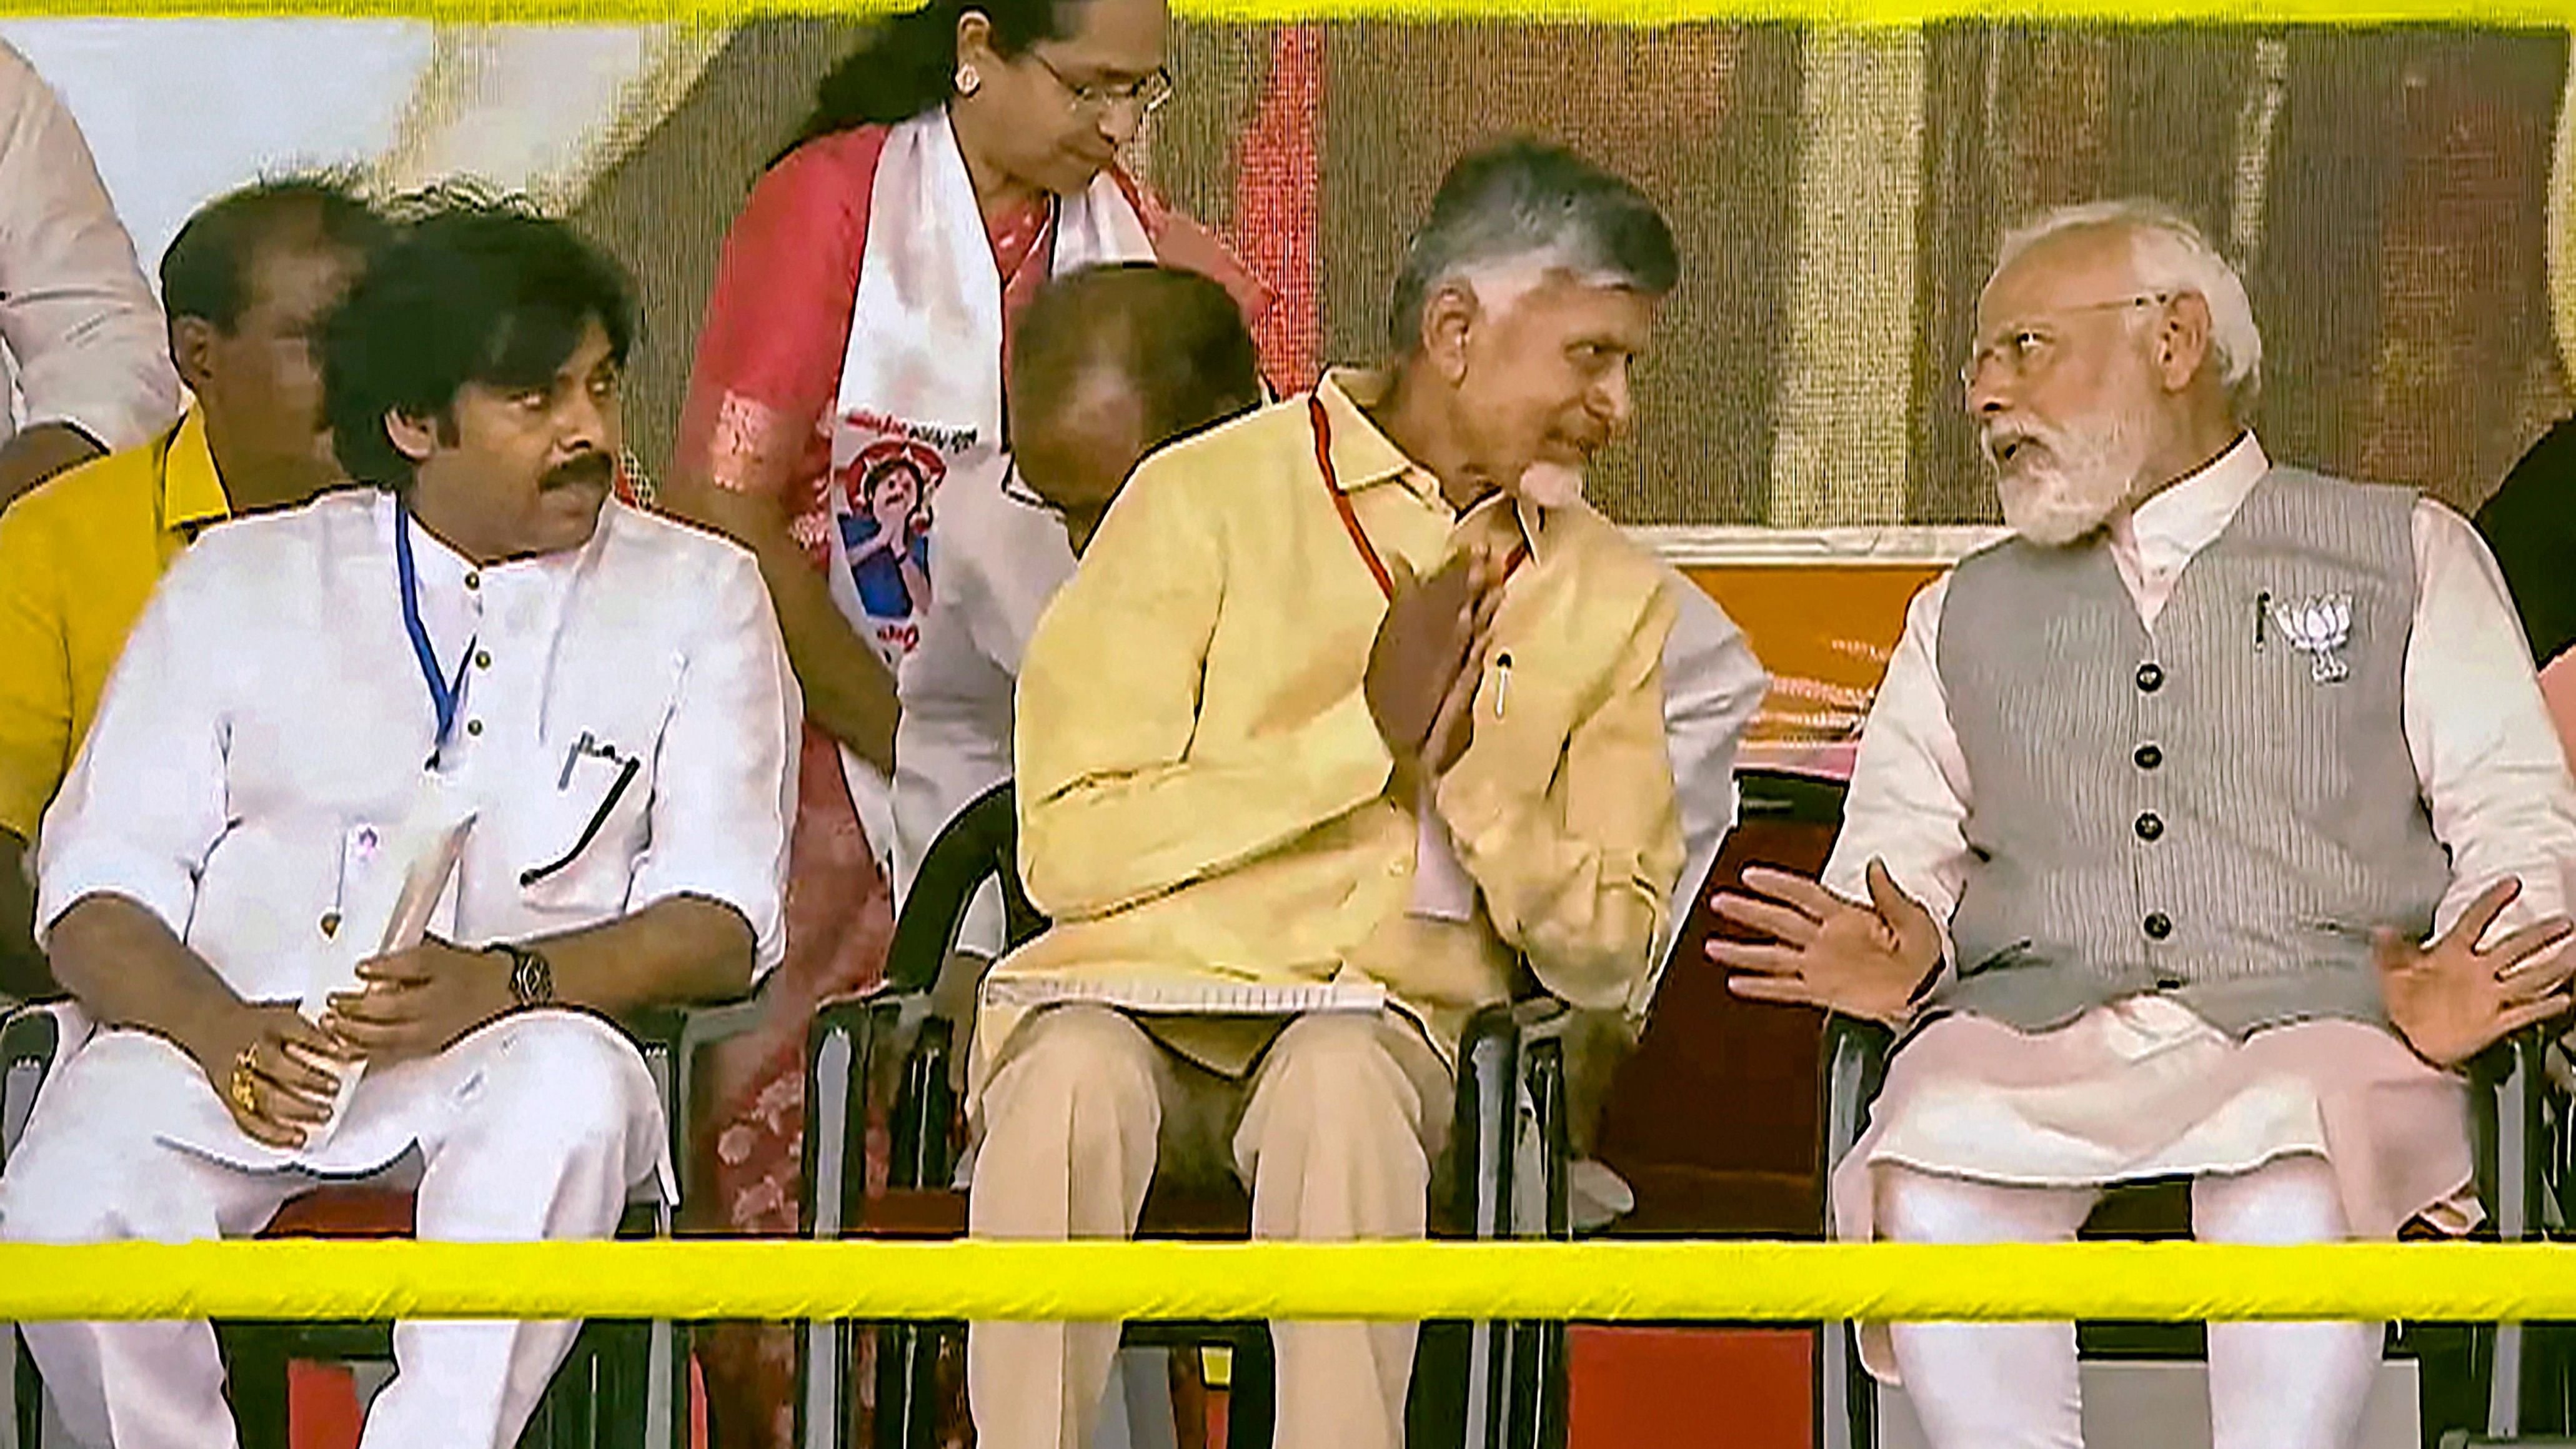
[955,64,982,96]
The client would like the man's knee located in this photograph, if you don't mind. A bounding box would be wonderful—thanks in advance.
[2194,1154,2352,1245]
[1253,1015,1437,1159]
[1875,1165,2088,1247]
[0,1039,204,1243]
[460,1011,655,1164]
[980,1005,1163,1158]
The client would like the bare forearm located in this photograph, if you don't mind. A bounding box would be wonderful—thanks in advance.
[769,558,900,770]
[0,423,104,510]
[528,894,755,1015]
[48,893,250,1060]
[661,475,897,771]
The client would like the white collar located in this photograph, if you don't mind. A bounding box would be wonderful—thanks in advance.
[2112,431,2270,584]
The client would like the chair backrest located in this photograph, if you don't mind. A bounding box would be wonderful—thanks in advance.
[883,780,1047,994]
[1592,768,1850,1235]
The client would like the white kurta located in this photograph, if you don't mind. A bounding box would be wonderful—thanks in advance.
[30,487,797,1178]
[1830,434,2576,1243]
[0,41,179,456]
[1,490,798,1448]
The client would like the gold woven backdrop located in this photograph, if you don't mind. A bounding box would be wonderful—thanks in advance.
[578,20,2574,526]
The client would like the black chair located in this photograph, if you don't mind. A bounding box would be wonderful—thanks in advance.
[0,998,710,1449]
[797,780,1573,1449]
[1817,1015,2572,1449]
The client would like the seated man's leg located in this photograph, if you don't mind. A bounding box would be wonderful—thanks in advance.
[2194,1155,2378,1449]
[361,1011,666,1449]
[0,1032,306,1449]
[970,1005,1178,1449]
[1234,1012,1450,1449]
[1876,1163,2096,1449]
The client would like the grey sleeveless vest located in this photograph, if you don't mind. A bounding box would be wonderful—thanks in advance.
[1930,468,2448,1035]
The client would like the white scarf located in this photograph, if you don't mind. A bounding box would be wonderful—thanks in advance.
[827,108,1154,855]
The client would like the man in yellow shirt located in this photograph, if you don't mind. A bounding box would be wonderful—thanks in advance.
[0,177,390,993]
[968,139,1686,1449]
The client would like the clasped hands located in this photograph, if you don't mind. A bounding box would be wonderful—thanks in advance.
[1706,864,2575,1068]
[1363,545,1508,795]
[189,937,517,1149]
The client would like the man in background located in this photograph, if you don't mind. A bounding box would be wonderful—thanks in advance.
[0,177,389,995]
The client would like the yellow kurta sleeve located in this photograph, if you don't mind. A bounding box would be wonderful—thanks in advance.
[1435,586,1683,1010]
[0,498,73,840]
[1015,459,1396,922]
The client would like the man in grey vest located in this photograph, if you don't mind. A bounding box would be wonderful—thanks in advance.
[1711,197,2576,1449]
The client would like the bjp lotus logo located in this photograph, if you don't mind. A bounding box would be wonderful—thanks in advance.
[2269,592,2353,685]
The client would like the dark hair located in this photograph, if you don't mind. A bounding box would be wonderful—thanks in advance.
[1010,262,1264,452]
[159,173,391,331]
[1388,137,1679,351]
[791,0,1077,153]
[324,187,635,489]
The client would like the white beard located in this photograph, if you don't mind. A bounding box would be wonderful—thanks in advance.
[1988,406,2151,547]
[1514,461,1586,510]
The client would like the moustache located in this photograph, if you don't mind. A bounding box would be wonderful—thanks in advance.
[542,452,615,492]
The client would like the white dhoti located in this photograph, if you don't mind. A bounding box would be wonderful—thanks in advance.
[1833,998,2475,1449]
[0,1008,670,1449]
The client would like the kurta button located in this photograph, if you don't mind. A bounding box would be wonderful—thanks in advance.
[2134,812,2163,841]
[2136,662,2164,693]
[465,719,483,737]
[474,650,492,670]
[464,571,481,591]
[2156,973,2185,990]
[2144,912,2173,940]
[319,912,341,939]
[2134,744,2162,770]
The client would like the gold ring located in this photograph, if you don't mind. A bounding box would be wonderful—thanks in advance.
[227,1046,259,1117]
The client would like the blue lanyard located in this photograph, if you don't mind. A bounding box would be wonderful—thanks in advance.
[394,500,475,755]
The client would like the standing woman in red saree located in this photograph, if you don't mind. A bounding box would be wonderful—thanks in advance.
[664,2,1272,1442]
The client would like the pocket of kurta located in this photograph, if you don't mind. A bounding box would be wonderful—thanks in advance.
[518,752,651,914]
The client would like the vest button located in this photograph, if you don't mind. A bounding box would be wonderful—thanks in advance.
[2136,662,2165,693]
[2143,912,2173,940]
[2134,812,2164,841]
[2134,744,2162,770]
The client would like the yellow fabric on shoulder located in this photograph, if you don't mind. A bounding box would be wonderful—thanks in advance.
[0,410,226,839]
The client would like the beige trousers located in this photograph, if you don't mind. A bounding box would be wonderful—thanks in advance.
[966,1005,1453,1449]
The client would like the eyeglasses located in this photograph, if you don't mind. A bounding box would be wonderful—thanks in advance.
[1959,291,2174,391]
[1025,51,1173,118]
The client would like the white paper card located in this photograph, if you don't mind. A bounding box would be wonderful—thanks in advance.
[298,800,476,1150]
[980,974,1388,1017]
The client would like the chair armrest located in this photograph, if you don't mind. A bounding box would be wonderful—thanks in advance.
[1451,998,1577,1241]
[803,984,962,1237]
[1818,1015,1895,1222]
[0,997,82,1166]
[2472,1025,2554,1242]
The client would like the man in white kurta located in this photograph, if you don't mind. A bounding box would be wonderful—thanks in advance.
[1713,199,2576,1449]
[0,199,796,1449]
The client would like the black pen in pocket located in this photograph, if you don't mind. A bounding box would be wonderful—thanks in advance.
[525,753,641,887]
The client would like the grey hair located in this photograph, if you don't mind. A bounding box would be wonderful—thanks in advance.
[1386,137,1679,352]
[1994,197,2264,411]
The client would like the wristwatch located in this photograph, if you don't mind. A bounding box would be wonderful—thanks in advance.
[491,940,555,1007]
